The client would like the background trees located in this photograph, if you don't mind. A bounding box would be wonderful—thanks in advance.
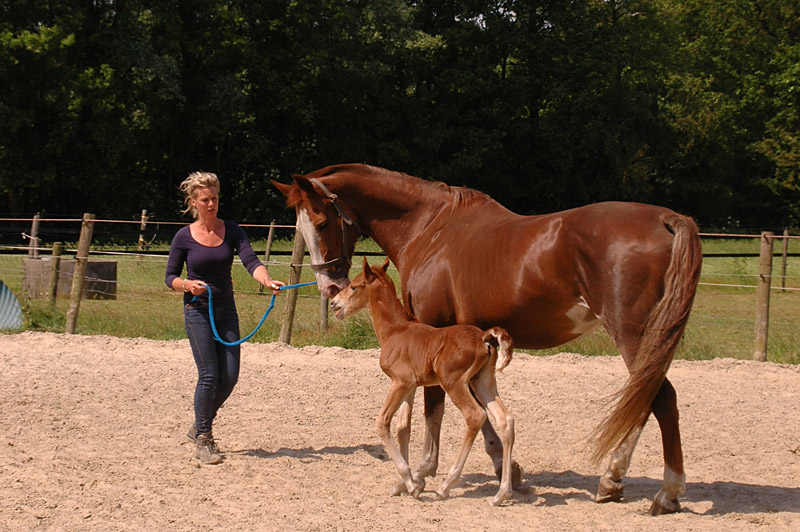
[1,0,798,230]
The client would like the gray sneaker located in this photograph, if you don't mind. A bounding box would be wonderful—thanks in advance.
[195,432,223,465]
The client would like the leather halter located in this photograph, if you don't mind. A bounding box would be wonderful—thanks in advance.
[307,178,359,273]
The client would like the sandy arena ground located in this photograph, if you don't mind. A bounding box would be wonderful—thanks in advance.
[1,331,798,531]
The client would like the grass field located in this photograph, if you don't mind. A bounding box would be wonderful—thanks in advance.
[1,235,798,364]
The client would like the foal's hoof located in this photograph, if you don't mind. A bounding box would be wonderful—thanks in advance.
[649,488,681,516]
[595,476,624,503]
[489,490,512,507]
[391,480,405,497]
[410,480,425,499]
[392,476,425,497]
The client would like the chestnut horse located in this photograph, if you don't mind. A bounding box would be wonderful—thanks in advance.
[331,257,515,505]
[274,163,702,515]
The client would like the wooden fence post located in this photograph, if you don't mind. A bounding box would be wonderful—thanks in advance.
[48,242,63,306]
[753,231,774,362]
[28,214,40,259]
[260,220,277,294]
[65,214,96,334]
[781,227,789,291]
[279,230,306,344]
[320,295,328,330]
[137,209,148,252]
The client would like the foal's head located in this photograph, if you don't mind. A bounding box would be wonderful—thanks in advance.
[330,257,393,320]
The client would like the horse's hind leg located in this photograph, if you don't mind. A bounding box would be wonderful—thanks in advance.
[481,413,523,490]
[595,378,685,515]
[435,383,486,501]
[471,366,516,506]
[648,377,685,515]
[596,423,645,503]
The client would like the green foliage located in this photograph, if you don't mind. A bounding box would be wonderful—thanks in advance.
[1,0,799,231]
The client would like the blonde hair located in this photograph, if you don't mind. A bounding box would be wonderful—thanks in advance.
[179,171,221,218]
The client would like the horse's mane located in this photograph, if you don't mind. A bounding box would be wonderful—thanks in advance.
[296,164,493,208]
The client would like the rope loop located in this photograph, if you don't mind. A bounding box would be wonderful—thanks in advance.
[203,281,316,346]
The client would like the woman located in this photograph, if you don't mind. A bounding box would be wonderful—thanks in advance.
[165,171,284,465]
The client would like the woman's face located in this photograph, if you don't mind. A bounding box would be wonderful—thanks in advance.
[191,186,219,219]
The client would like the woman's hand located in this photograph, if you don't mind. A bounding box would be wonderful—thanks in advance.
[183,279,207,296]
[262,278,285,295]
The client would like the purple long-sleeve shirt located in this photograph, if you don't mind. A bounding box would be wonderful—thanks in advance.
[165,220,264,306]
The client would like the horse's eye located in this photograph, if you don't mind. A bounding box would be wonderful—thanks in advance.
[316,221,328,231]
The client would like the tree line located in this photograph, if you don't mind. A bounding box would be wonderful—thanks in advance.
[1,0,798,231]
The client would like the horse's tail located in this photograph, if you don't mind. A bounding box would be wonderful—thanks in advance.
[591,213,702,465]
[483,327,514,373]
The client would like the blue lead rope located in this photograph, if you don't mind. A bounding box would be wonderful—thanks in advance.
[202,281,317,346]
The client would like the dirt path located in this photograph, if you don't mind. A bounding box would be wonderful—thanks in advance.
[1,332,798,531]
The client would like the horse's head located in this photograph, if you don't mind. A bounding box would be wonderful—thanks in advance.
[330,257,391,320]
[273,175,359,298]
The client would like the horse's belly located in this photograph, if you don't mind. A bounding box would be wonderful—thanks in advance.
[490,297,601,350]
[563,299,601,340]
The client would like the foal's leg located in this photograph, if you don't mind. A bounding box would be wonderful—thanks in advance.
[390,393,416,496]
[648,378,685,516]
[480,413,523,489]
[377,383,423,498]
[471,365,516,506]
[435,383,486,500]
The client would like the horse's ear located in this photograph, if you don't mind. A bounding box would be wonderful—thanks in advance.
[272,180,292,197]
[293,175,316,194]
[363,257,376,282]
[381,257,390,273]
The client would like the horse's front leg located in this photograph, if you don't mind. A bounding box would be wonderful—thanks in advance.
[414,386,446,479]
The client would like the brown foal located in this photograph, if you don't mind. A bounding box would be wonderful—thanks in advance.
[331,258,515,506]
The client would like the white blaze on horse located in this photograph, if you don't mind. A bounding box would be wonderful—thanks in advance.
[330,257,516,506]
[274,163,702,515]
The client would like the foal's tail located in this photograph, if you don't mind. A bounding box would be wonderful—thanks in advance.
[591,214,703,465]
[483,327,514,373]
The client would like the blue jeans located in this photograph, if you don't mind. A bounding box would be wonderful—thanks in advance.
[184,301,240,436]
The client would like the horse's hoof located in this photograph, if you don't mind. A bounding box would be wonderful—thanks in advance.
[390,481,406,496]
[497,461,524,490]
[489,490,512,507]
[433,490,447,501]
[511,462,523,491]
[595,476,624,503]
[649,489,681,516]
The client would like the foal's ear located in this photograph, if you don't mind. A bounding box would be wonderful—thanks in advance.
[363,257,376,282]
[381,257,390,273]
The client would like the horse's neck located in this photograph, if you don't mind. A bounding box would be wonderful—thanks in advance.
[367,283,412,340]
[337,173,450,268]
